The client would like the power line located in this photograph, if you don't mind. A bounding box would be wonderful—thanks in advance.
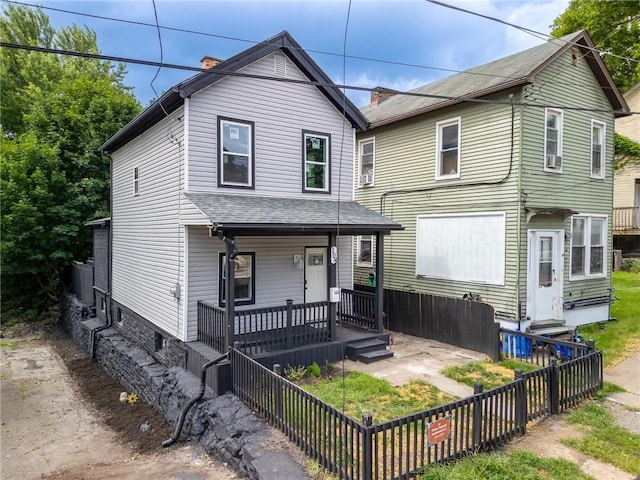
[425,0,640,65]
[2,41,636,116]
[4,0,632,92]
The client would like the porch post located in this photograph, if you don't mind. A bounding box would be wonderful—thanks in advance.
[328,232,337,341]
[225,233,235,351]
[375,232,384,334]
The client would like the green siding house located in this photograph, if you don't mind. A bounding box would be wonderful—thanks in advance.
[354,31,630,333]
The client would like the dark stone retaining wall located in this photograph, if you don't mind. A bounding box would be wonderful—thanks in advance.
[60,294,304,479]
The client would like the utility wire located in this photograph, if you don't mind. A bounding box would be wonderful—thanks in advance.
[425,0,640,65]
[149,0,169,116]
[5,1,634,90]
[2,41,636,116]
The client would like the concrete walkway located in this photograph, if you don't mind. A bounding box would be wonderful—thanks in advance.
[342,332,488,398]
[604,351,640,408]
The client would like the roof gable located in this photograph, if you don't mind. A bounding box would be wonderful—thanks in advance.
[101,31,367,152]
[362,31,629,128]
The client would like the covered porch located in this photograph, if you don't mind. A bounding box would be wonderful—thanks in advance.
[183,193,402,387]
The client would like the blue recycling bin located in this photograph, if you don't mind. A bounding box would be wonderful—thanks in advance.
[503,333,532,358]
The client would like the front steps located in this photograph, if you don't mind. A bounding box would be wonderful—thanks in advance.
[527,319,575,339]
[345,338,394,364]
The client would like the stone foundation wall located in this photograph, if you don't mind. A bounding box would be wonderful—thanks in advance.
[60,294,299,479]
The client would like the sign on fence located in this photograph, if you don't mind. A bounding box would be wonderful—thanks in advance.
[427,415,451,446]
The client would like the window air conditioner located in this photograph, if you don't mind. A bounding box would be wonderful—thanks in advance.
[546,154,562,168]
[360,173,372,185]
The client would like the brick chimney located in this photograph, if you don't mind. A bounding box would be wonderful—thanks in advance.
[370,87,396,108]
[200,56,222,69]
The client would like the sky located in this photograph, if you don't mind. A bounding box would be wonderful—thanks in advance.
[28,0,570,108]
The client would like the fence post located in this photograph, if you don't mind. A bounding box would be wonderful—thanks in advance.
[286,299,293,349]
[362,413,373,480]
[587,339,601,389]
[274,364,283,420]
[514,369,527,434]
[548,358,559,414]
[472,382,484,447]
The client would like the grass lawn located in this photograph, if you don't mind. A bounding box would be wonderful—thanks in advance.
[577,271,640,367]
[442,359,538,390]
[301,371,454,423]
[562,400,640,475]
[420,450,593,480]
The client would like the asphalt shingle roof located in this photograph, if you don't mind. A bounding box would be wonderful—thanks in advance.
[185,192,402,233]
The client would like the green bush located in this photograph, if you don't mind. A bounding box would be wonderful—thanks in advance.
[307,362,321,378]
[620,258,640,273]
[284,364,306,381]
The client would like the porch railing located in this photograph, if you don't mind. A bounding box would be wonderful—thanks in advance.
[613,206,640,231]
[197,300,330,355]
[340,288,376,330]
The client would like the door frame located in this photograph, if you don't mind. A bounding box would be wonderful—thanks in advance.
[526,229,564,321]
[304,246,328,303]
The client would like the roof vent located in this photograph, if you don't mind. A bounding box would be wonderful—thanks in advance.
[571,47,580,66]
[274,54,287,77]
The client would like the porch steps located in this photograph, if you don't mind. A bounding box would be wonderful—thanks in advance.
[528,320,575,338]
[345,338,393,363]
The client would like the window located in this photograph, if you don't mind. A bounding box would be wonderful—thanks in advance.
[570,215,606,278]
[133,166,139,196]
[303,131,330,193]
[591,121,605,179]
[359,138,375,186]
[544,109,563,171]
[218,117,254,188]
[435,117,461,179]
[357,235,373,267]
[219,252,255,306]
[416,212,506,285]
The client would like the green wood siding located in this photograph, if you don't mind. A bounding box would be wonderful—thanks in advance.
[520,48,614,304]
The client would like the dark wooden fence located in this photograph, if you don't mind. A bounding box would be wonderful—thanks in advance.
[71,260,94,305]
[355,286,499,361]
[230,333,602,480]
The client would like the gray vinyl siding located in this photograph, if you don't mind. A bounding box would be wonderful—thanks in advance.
[356,92,522,318]
[111,108,186,338]
[520,48,615,303]
[187,51,354,200]
[185,228,353,340]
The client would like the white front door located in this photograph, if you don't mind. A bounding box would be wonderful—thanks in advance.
[304,247,327,303]
[527,230,563,321]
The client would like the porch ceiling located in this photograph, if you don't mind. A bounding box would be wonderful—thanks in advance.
[185,192,403,235]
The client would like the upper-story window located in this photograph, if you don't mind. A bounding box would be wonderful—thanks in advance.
[544,109,563,172]
[132,166,140,196]
[570,215,606,279]
[435,117,461,180]
[218,117,254,189]
[359,138,375,187]
[591,120,606,179]
[303,131,330,193]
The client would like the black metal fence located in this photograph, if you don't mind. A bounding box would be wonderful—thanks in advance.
[71,260,94,305]
[500,328,591,366]
[230,334,602,480]
[340,288,376,330]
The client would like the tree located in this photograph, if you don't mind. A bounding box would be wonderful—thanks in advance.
[1,5,141,316]
[550,0,640,92]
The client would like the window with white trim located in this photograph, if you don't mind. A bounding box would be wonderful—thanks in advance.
[416,212,505,285]
[303,131,330,193]
[356,235,373,267]
[591,120,605,179]
[218,117,254,188]
[435,117,461,179]
[544,109,563,171]
[132,166,139,196]
[570,215,606,278]
[359,138,375,186]
[219,252,255,306]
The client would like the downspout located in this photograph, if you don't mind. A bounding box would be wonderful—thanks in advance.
[162,351,229,447]
[514,92,523,328]
[90,152,115,359]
